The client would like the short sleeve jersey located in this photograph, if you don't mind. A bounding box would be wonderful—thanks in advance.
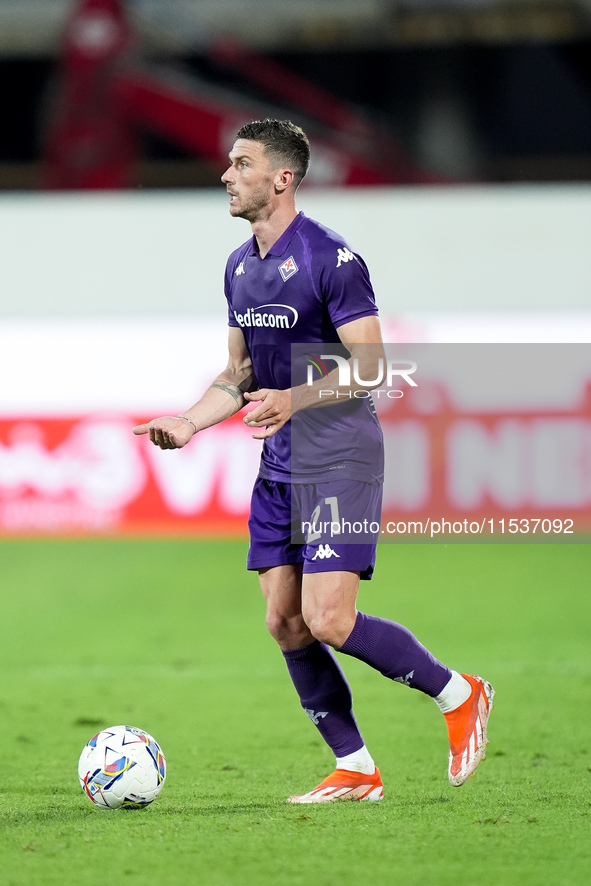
[224,212,384,483]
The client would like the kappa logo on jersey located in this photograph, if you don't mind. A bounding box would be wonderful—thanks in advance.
[235,261,245,276]
[336,247,355,268]
[311,544,340,560]
[278,255,299,281]
[304,709,328,725]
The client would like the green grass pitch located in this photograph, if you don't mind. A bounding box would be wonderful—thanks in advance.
[0,539,590,886]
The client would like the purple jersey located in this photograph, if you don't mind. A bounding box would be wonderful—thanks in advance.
[224,212,384,483]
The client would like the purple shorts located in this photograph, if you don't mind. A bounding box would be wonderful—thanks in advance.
[247,478,382,580]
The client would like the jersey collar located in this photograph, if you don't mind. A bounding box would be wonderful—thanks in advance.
[249,211,306,258]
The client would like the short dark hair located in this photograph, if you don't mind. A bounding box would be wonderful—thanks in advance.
[235,119,310,189]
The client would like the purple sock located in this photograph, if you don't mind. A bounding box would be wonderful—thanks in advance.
[339,611,451,697]
[282,640,364,757]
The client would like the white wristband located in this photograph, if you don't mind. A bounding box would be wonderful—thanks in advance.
[177,415,197,434]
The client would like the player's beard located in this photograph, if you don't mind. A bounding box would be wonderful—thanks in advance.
[229,177,274,222]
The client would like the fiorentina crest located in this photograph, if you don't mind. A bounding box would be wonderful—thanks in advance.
[279,255,299,281]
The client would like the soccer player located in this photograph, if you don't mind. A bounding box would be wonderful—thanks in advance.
[133,119,494,803]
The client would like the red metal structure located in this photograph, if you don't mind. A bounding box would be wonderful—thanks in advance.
[43,0,138,189]
[42,0,438,189]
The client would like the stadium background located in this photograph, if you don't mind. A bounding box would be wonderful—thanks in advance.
[1,0,590,537]
[1,5,590,886]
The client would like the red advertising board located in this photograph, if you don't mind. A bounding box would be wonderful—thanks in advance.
[2,384,590,538]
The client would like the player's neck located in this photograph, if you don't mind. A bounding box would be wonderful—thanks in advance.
[251,205,298,259]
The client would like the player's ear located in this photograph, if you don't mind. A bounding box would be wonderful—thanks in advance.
[274,168,294,193]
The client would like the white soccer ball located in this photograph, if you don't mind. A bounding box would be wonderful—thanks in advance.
[78,725,166,810]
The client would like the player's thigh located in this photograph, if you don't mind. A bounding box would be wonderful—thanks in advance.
[259,562,303,614]
[301,569,360,648]
[258,563,313,649]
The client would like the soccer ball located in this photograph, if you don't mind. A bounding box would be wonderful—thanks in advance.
[78,725,166,810]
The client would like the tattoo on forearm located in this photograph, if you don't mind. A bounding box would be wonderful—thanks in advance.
[210,382,245,405]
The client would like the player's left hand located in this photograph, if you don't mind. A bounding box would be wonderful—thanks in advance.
[243,389,291,439]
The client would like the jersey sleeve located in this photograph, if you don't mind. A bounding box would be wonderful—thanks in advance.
[319,247,379,329]
[224,255,240,327]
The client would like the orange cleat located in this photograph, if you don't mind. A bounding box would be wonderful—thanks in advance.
[286,767,383,804]
[445,674,495,786]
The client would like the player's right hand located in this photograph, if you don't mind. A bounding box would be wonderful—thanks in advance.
[132,416,195,450]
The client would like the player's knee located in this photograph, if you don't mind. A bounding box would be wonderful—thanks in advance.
[303,608,353,648]
[305,616,337,647]
[265,609,285,642]
[265,609,308,647]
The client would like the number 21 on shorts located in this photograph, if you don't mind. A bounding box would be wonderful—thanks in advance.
[306,496,340,543]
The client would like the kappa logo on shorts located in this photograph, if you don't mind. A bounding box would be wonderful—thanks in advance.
[278,255,298,281]
[312,544,340,560]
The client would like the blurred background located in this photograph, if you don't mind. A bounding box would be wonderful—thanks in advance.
[0,0,590,537]
[2,0,591,189]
